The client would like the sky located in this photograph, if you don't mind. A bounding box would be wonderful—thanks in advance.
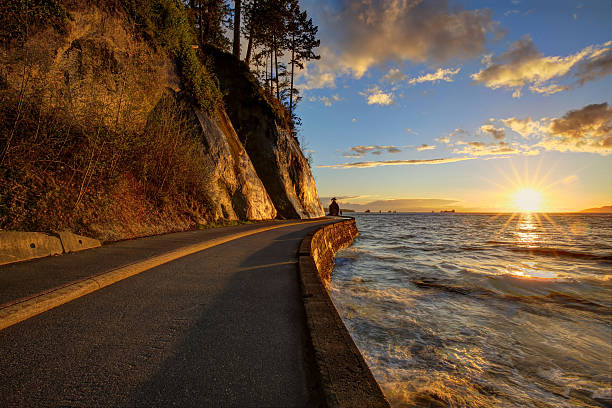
[293,0,612,212]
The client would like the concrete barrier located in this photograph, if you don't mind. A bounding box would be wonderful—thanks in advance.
[57,231,101,253]
[0,231,101,266]
[0,232,64,266]
[298,218,390,408]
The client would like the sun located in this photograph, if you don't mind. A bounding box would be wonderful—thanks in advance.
[513,188,542,212]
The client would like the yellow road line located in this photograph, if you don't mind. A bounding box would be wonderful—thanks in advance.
[0,220,327,331]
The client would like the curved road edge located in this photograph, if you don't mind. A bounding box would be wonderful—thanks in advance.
[0,219,327,331]
[298,218,390,408]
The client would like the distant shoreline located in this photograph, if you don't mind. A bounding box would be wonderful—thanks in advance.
[335,211,612,215]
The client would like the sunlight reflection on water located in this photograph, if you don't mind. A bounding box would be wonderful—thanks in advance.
[331,213,612,408]
[514,214,539,245]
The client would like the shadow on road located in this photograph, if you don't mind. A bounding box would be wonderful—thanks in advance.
[129,225,325,407]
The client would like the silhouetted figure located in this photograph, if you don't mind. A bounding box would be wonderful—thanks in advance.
[329,197,340,216]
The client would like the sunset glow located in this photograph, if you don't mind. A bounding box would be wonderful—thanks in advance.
[300,0,612,213]
[513,188,543,213]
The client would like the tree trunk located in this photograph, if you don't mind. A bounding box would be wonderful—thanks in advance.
[198,1,204,45]
[270,47,274,96]
[274,38,280,101]
[289,34,295,117]
[245,34,253,65]
[264,55,268,93]
[244,0,257,64]
[232,0,241,57]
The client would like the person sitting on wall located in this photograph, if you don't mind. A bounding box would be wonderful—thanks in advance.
[329,197,340,216]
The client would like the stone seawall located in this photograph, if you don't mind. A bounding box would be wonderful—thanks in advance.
[309,219,359,287]
[298,218,389,408]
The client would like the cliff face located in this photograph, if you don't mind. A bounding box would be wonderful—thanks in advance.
[0,6,199,241]
[0,3,323,240]
[274,125,325,219]
[194,108,277,221]
[204,46,325,220]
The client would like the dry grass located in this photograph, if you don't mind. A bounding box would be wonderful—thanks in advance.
[0,6,216,241]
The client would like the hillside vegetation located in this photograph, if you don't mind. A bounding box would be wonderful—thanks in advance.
[0,0,321,241]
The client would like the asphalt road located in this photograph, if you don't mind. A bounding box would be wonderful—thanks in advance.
[0,221,330,407]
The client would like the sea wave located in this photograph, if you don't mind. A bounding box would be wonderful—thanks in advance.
[331,213,612,408]
[507,246,612,262]
[410,277,612,315]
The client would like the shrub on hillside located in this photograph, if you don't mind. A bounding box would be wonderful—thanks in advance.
[122,0,223,114]
[0,1,218,239]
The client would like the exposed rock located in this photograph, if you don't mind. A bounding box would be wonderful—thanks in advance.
[204,46,324,219]
[1,3,325,243]
[194,108,277,221]
[275,125,325,218]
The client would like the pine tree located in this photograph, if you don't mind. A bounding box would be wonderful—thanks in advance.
[186,0,231,49]
[286,0,319,117]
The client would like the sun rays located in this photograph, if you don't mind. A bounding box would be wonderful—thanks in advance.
[477,158,571,236]
[513,188,543,212]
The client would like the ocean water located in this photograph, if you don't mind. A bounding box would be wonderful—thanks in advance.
[330,213,612,408]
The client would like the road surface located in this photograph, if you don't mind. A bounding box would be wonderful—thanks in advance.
[0,220,332,407]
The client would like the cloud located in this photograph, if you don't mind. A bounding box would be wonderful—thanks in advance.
[562,174,578,185]
[454,141,520,156]
[450,103,611,157]
[573,45,612,85]
[347,146,376,155]
[318,94,342,107]
[450,128,469,137]
[343,145,403,158]
[342,153,362,159]
[298,0,500,89]
[493,103,611,154]
[540,103,612,154]
[528,83,569,95]
[501,117,547,137]
[382,68,407,83]
[471,36,612,97]
[300,68,336,90]
[361,86,394,105]
[408,67,461,84]
[319,195,367,202]
[331,198,461,212]
[436,128,469,145]
[479,124,506,140]
[318,157,475,169]
[417,144,436,151]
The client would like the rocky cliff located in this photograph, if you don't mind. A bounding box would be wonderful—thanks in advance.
[193,108,277,221]
[204,46,324,219]
[0,1,323,240]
